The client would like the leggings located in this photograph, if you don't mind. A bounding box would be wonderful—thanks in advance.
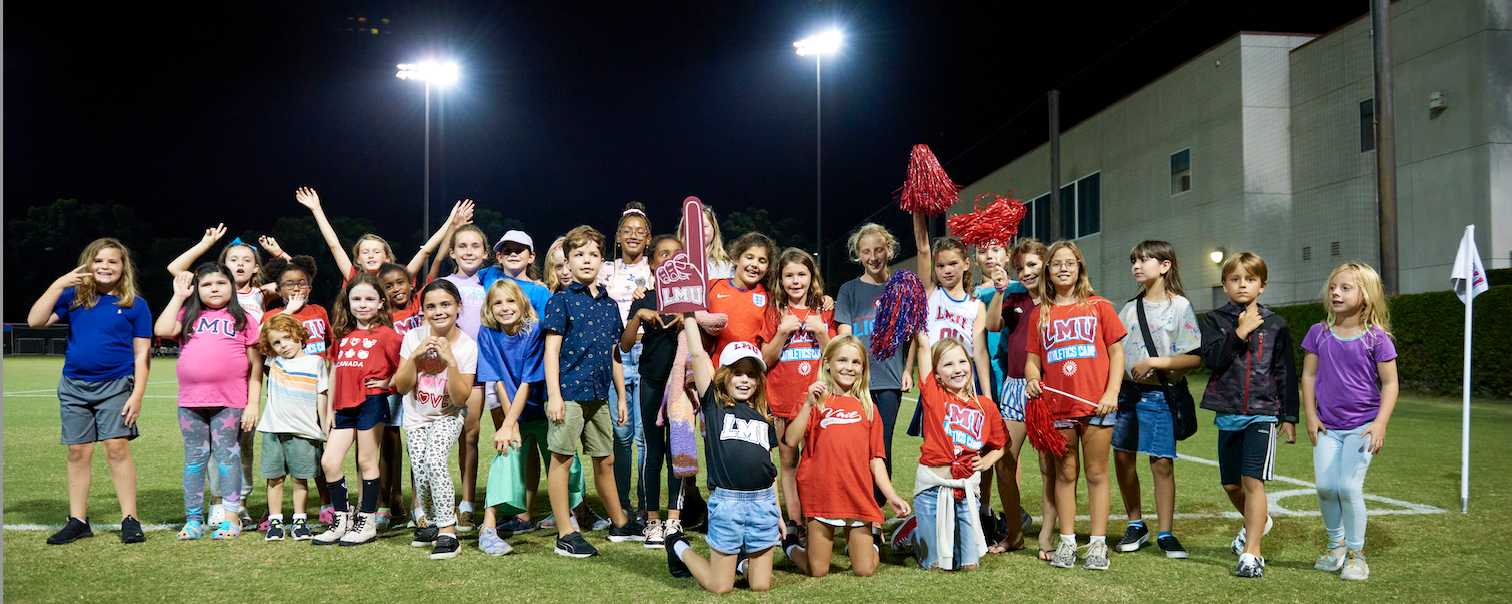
[1314,424,1375,550]
[407,414,464,528]
[179,406,244,520]
[637,376,686,515]
[871,389,902,504]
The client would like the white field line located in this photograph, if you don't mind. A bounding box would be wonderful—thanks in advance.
[3,380,178,398]
[4,522,180,532]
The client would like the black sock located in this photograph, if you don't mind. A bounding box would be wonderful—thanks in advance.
[329,477,348,512]
[360,478,379,513]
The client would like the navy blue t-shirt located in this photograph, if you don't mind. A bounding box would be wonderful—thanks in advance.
[53,288,153,381]
[542,281,624,401]
[476,323,547,421]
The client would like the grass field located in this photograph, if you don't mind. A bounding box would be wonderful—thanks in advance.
[4,355,1512,602]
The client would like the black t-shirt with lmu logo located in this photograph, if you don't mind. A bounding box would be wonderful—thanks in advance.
[699,388,777,492]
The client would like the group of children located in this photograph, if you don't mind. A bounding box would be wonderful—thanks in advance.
[30,193,1398,587]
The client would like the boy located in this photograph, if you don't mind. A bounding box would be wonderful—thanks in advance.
[1197,252,1298,578]
[256,314,328,541]
[482,230,552,316]
[543,225,645,557]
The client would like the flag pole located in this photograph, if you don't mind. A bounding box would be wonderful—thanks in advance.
[1460,226,1475,513]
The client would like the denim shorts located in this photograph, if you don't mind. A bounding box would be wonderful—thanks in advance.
[912,486,982,570]
[706,486,780,555]
[998,377,1026,423]
[1113,390,1177,459]
[333,394,389,430]
[1053,411,1118,430]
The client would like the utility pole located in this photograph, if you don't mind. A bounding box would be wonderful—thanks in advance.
[1372,0,1400,294]
[1048,89,1062,241]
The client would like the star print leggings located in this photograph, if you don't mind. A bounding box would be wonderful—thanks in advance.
[179,407,244,521]
[407,413,464,528]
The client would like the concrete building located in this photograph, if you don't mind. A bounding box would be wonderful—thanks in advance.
[941,0,1510,310]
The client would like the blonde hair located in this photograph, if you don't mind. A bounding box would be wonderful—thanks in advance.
[1324,262,1391,334]
[929,338,978,399]
[678,206,731,269]
[818,336,874,421]
[1220,251,1268,285]
[545,237,569,293]
[482,278,537,335]
[351,234,397,270]
[846,223,897,264]
[71,238,140,310]
[713,361,770,419]
[1035,240,1096,333]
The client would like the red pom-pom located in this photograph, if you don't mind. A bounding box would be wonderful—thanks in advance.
[898,144,960,215]
[1025,394,1068,456]
[948,193,1028,247]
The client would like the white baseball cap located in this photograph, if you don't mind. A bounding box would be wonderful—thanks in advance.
[493,230,534,253]
[718,341,765,371]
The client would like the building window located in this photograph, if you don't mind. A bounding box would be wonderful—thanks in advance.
[1302,246,1312,262]
[1021,193,1052,241]
[1170,149,1192,195]
[1060,184,1076,240]
[1077,173,1100,237]
[1360,99,1375,152]
[1331,241,1341,256]
[1018,172,1101,242]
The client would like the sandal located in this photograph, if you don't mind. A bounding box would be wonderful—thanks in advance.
[210,519,242,540]
[1037,548,1055,562]
[177,519,206,541]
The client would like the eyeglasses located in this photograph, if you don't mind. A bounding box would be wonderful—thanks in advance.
[1049,261,1079,270]
[619,227,650,237]
[280,280,310,288]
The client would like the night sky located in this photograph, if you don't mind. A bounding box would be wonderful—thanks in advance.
[5,1,1366,307]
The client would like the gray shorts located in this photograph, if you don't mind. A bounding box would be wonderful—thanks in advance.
[260,432,321,480]
[59,376,139,445]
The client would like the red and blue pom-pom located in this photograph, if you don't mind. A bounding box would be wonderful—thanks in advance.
[870,269,927,359]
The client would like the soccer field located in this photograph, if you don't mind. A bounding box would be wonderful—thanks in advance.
[4,356,1511,602]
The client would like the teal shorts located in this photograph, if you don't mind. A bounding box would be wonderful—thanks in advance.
[260,432,321,480]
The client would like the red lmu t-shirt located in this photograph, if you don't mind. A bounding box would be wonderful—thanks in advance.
[1025,297,1126,419]
[917,374,1006,472]
[758,305,835,419]
[331,325,403,410]
[797,394,886,523]
[267,304,331,357]
[707,278,769,368]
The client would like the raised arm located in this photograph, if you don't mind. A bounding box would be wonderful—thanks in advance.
[407,199,473,277]
[294,187,355,279]
[682,315,714,395]
[154,273,195,338]
[168,224,227,277]
[28,266,89,328]
[912,211,932,286]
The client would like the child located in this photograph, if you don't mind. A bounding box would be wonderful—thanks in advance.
[758,247,834,528]
[481,230,552,316]
[294,187,466,283]
[256,314,327,541]
[982,238,1048,555]
[973,242,1012,399]
[601,202,654,521]
[1197,251,1298,578]
[663,323,780,594]
[912,338,1007,571]
[432,223,492,529]
[782,336,911,577]
[154,264,264,540]
[1112,241,1201,559]
[677,204,734,280]
[1024,241,1125,571]
[261,255,336,523]
[377,261,421,527]
[1302,262,1397,582]
[395,280,478,559]
[834,224,916,495]
[910,212,992,426]
[707,232,775,367]
[27,238,152,545]
[475,278,550,554]
[545,237,572,293]
[383,262,426,336]
[312,273,402,546]
[543,225,645,558]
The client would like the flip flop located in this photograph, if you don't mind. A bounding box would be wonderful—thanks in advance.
[177,520,206,541]
[1037,548,1055,562]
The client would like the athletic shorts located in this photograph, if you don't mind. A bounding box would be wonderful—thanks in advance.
[59,376,139,445]
[998,377,1026,423]
[1218,421,1277,486]
[813,516,868,528]
[706,486,780,555]
[260,432,320,479]
[333,394,390,431]
[546,400,613,457]
[484,382,503,411]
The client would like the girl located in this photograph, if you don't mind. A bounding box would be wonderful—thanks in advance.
[27,238,152,545]
[983,238,1059,559]
[379,260,424,528]
[706,232,775,367]
[782,336,911,577]
[974,241,1035,552]
[1024,241,1126,571]
[677,204,734,279]
[834,224,916,499]
[910,211,992,423]
[1302,262,1398,582]
[758,247,834,528]
[601,201,655,518]
[664,321,780,594]
[1112,241,1201,559]
[476,278,550,555]
[294,187,468,283]
[395,280,479,560]
[912,338,1007,571]
[545,237,573,293]
[154,264,264,540]
[973,243,1012,399]
[312,273,402,546]
[429,223,491,531]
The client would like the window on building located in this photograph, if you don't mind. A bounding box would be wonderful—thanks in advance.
[1360,99,1376,152]
[1060,184,1076,240]
[1302,246,1312,262]
[1077,173,1100,237]
[1019,172,1101,242]
[1021,193,1052,241]
[1171,149,1192,195]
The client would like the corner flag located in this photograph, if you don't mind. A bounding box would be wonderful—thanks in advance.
[1451,225,1486,513]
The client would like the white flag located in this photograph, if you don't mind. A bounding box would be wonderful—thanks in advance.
[1451,225,1489,303]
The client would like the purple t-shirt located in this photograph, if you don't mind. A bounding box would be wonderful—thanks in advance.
[1301,323,1397,430]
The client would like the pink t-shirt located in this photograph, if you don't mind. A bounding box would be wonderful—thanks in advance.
[177,307,259,408]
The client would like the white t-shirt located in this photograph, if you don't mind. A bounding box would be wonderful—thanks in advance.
[259,354,327,441]
[442,274,487,339]
[598,258,654,323]
[707,258,735,280]
[238,288,265,323]
[399,324,478,431]
[1118,294,1202,382]
[924,287,980,352]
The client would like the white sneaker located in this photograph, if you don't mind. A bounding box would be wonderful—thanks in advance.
[1230,515,1275,556]
[1340,551,1370,581]
[313,511,352,545]
[1314,545,1347,572]
[663,518,682,535]
[1050,538,1077,569]
[643,519,665,549]
[1084,540,1110,571]
[338,512,377,546]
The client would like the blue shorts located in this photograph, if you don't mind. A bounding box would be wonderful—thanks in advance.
[705,486,780,555]
[998,377,1026,423]
[334,394,390,431]
[912,486,982,570]
[1113,388,1177,459]
[1053,411,1118,431]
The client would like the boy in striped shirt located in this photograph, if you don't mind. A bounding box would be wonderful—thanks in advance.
[257,314,329,541]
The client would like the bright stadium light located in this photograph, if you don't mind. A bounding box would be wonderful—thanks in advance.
[396,58,462,234]
[794,27,844,265]
[793,28,843,57]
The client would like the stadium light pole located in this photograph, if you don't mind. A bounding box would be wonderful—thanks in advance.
[396,60,461,236]
[795,28,842,263]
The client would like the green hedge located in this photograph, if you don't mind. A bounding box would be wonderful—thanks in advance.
[1261,285,1512,399]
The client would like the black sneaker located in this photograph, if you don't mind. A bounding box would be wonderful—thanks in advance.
[1116,522,1149,553]
[411,525,439,548]
[1158,533,1189,559]
[555,531,600,558]
[781,532,803,560]
[119,515,146,544]
[429,534,461,560]
[291,518,313,541]
[607,518,647,543]
[265,518,285,542]
[665,530,693,578]
[46,517,92,545]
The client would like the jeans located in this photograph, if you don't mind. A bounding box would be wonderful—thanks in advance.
[612,342,643,511]
[912,486,982,570]
[1314,424,1374,550]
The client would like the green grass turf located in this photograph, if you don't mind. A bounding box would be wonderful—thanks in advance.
[4,355,1511,602]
